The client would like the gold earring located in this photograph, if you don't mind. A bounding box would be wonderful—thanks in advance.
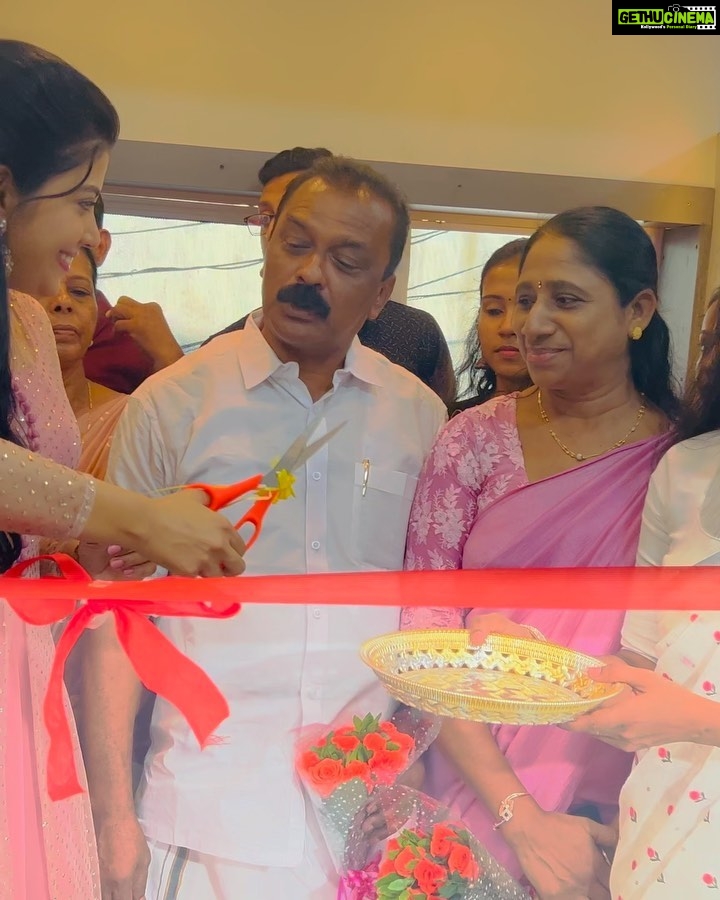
[630,325,643,341]
[537,281,542,289]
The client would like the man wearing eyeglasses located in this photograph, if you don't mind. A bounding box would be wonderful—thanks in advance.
[245,146,334,251]
[207,147,457,406]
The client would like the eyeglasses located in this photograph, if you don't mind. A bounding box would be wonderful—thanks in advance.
[243,213,274,237]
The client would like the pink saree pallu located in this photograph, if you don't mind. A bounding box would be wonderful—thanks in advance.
[423,435,669,883]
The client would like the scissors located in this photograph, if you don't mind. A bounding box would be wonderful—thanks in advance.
[185,417,345,549]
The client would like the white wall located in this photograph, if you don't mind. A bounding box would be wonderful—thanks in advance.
[5,0,720,186]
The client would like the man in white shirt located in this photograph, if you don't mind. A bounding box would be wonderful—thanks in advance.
[81,157,446,900]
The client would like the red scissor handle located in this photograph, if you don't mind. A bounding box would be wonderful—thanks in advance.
[186,474,264,511]
[234,496,274,549]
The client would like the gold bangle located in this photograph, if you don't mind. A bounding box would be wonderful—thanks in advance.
[492,791,531,830]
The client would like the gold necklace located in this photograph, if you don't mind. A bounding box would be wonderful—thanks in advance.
[537,389,647,461]
[84,380,94,433]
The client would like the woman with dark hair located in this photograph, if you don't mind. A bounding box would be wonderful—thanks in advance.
[403,206,678,897]
[0,40,245,898]
[565,282,720,898]
[451,238,532,414]
[37,247,128,479]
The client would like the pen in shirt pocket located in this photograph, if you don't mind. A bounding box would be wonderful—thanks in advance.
[362,458,371,497]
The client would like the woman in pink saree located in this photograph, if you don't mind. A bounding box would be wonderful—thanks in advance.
[404,207,678,899]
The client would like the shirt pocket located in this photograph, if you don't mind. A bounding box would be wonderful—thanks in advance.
[351,462,419,570]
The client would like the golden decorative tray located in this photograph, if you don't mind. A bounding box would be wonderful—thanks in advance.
[360,629,622,725]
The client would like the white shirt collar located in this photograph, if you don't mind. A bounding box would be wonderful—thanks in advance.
[239,310,384,390]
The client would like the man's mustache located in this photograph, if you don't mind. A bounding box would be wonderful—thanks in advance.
[276,284,330,320]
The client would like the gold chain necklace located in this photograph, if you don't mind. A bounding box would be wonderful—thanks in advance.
[85,380,94,433]
[537,389,647,462]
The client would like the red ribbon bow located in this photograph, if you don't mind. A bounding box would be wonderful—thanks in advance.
[337,858,380,900]
[3,554,241,801]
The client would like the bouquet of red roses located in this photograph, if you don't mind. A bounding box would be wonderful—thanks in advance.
[296,707,438,867]
[298,713,414,799]
[340,785,525,900]
[376,823,481,899]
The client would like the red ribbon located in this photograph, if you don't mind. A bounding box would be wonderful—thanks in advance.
[3,560,720,800]
[3,554,240,801]
[4,566,720,611]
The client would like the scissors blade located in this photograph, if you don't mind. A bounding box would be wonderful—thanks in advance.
[262,420,346,485]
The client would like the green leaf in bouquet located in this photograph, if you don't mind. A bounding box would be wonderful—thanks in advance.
[386,741,400,751]
[360,712,378,732]
[455,828,473,846]
[387,877,413,891]
[375,873,401,889]
[402,830,427,849]
[376,873,410,899]
[438,877,464,898]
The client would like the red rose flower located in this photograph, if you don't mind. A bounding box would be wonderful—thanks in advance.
[690,790,706,802]
[703,681,716,695]
[430,824,457,858]
[363,732,387,753]
[332,733,360,753]
[391,731,415,753]
[394,847,418,878]
[714,631,720,644]
[667,805,675,815]
[702,873,718,888]
[368,748,405,784]
[690,614,699,622]
[342,759,371,785]
[447,842,480,881]
[629,807,637,822]
[378,857,395,877]
[386,838,401,856]
[414,859,447,895]
[631,860,637,870]
[304,758,344,798]
[299,749,320,770]
[658,747,671,762]
[647,847,660,861]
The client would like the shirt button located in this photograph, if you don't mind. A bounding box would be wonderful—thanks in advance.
[311,540,321,550]
[312,471,321,481]
[312,608,321,619]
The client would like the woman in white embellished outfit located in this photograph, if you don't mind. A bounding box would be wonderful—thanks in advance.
[0,41,245,899]
[569,285,720,899]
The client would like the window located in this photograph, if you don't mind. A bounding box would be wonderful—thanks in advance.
[100,214,264,350]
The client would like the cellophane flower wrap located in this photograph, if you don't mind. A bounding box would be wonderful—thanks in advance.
[296,706,439,868]
[340,785,526,900]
